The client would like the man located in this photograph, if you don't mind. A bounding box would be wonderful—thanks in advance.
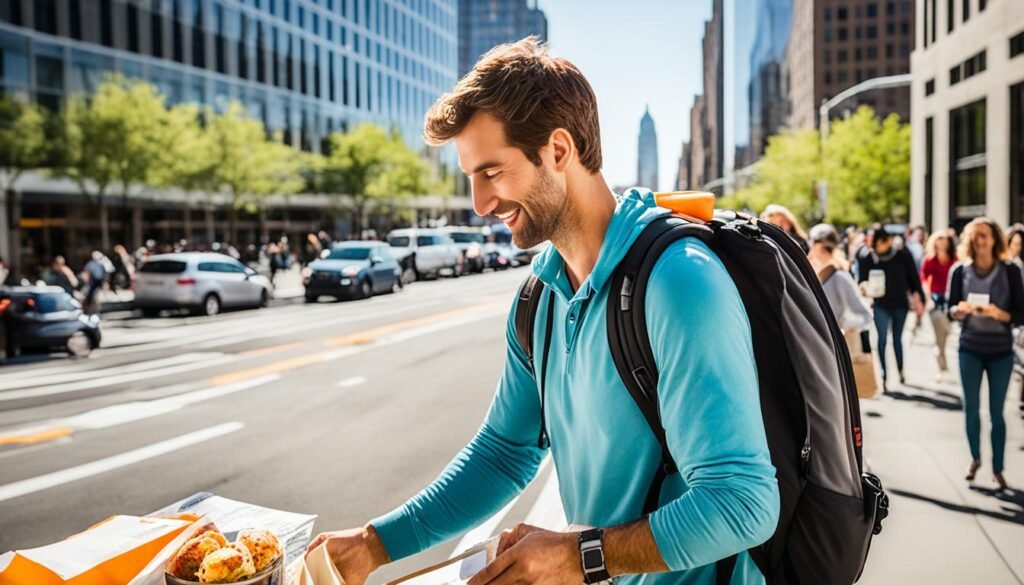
[308,38,779,585]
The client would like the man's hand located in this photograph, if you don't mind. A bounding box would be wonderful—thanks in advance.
[468,525,582,585]
[306,525,391,585]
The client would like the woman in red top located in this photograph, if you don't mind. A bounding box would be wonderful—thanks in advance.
[921,231,957,381]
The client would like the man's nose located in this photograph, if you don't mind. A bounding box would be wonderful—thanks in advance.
[471,178,498,217]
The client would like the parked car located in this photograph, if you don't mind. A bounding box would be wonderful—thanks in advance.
[481,242,514,271]
[0,286,101,358]
[302,241,402,302]
[135,252,273,317]
[386,228,464,280]
[445,227,486,274]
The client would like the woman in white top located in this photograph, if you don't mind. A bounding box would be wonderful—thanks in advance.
[808,224,873,333]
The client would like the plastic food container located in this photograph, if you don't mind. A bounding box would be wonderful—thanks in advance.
[165,554,285,585]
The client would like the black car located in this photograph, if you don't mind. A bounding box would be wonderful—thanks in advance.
[303,242,403,302]
[0,286,102,359]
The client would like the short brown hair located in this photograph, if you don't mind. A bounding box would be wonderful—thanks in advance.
[959,217,1008,262]
[424,36,602,173]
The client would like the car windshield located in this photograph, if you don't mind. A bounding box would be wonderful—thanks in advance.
[140,260,187,274]
[450,233,484,244]
[389,236,410,247]
[328,247,371,260]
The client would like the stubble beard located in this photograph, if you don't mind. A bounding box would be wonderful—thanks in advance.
[510,169,571,250]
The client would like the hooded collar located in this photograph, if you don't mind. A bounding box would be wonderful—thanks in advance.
[532,188,671,303]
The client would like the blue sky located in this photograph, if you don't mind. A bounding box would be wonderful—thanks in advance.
[539,0,713,191]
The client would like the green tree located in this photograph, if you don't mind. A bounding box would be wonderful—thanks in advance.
[721,129,822,225]
[823,107,911,226]
[320,124,436,235]
[207,102,307,243]
[155,103,218,242]
[53,75,174,251]
[719,106,910,228]
[0,95,49,276]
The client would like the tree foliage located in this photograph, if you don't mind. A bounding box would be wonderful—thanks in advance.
[722,106,910,228]
[0,95,49,191]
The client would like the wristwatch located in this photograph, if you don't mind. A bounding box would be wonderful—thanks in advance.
[578,528,611,584]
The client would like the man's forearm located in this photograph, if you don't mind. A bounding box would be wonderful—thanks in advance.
[603,519,670,577]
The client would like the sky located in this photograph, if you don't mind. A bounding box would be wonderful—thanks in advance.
[538,0,713,191]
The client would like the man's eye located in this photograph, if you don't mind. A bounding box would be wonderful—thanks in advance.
[486,172,500,180]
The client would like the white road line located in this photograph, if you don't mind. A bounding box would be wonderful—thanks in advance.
[337,376,367,388]
[0,353,225,390]
[451,456,552,557]
[0,354,236,402]
[0,422,244,503]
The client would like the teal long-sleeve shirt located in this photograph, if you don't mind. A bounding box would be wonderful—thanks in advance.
[371,190,780,584]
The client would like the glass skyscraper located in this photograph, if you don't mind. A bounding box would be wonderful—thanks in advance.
[458,0,546,77]
[0,0,458,151]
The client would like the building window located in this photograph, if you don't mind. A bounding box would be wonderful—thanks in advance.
[962,0,969,22]
[100,0,114,47]
[887,1,896,15]
[34,0,58,35]
[0,0,23,25]
[824,50,831,64]
[867,25,877,39]
[838,49,847,63]
[947,0,954,33]
[925,79,935,95]
[980,0,986,10]
[172,1,184,64]
[925,117,934,231]
[151,0,164,58]
[127,3,140,53]
[855,48,862,61]
[930,0,937,44]
[0,34,29,88]
[1012,83,1024,222]
[192,0,205,69]
[838,28,848,41]
[1012,32,1024,59]
[824,7,831,21]
[950,65,961,85]
[867,46,878,59]
[949,99,987,227]
[867,3,878,17]
[838,7,848,20]
[887,44,894,58]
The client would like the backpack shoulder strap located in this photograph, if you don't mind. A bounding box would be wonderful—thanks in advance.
[606,215,714,515]
[817,264,839,284]
[514,273,544,366]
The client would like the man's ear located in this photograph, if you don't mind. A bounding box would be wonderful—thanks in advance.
[549,128,575,173]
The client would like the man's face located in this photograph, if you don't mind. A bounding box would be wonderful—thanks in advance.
[455,112,568,249]
[873,236,893,254]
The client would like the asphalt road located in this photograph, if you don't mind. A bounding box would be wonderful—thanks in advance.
[0,268,562,584]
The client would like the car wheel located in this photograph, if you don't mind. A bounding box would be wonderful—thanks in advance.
[360,279,373,299]
[392,278,403,294]
[141,308,161,318]
[259,289,270,308]
[67,331,92,358]
[305,295,318,303]
[202,293,222,316]
[453,256,465,278]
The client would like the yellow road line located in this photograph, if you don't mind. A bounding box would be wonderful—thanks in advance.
[211,301,505,386]
[0,427,73,445]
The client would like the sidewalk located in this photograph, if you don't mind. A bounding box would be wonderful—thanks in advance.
[857,316,1024,583]
[96,265,306,315]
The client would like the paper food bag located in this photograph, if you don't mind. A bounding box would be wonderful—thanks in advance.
[0,514,200,585]
[288,543,345,585]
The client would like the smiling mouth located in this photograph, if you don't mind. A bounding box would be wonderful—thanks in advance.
[497,209,520,228]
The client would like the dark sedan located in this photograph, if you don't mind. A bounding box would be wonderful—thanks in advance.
[302,242,403,302]
[1,286,102,359]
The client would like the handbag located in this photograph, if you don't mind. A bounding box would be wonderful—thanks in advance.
[846,331,880,399]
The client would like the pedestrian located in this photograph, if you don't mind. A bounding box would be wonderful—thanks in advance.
[906,225,927,271]
[947,217,1024,491]
[267,242,283,285]
[856,223,926,390]
[808,224,872,333]
[303,233,323,265]
[110,244,136,292]
[80,251,109,314]
[307,37,779,585]
[1006,224,1024,408]
[48,255,80,297]
[0,256,9,287]
[760,204,809,253]
[920,232,958,382]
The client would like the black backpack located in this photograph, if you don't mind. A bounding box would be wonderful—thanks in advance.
[514,213,889,585]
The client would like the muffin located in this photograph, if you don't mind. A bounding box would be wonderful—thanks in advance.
[236,528,283,572]
[168,532,226,581]
[197,543,256,583]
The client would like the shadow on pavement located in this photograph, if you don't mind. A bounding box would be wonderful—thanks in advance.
[890,488,1024,525]
[885,389,962,411]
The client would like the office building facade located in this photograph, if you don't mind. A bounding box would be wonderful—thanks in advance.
[637,105,659,190]
[457,0,546,77]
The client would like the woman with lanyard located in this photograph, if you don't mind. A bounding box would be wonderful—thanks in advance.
[948,217,1024,490]
[856,224,926,390]
[920,232,957,382]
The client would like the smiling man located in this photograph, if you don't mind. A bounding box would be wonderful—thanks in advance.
[307,37,779,585]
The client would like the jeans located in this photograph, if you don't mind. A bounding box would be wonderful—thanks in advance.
[958,350,1013,473]
[873,305,908,382]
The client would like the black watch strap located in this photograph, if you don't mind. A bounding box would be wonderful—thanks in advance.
[578,528,611,584]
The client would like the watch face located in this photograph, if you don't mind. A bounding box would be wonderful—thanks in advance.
[583,548,604,569]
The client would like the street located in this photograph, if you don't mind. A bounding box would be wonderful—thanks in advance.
[0,268,565,584]
[2,268,1024,584]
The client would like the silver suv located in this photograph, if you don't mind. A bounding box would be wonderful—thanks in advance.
[386,228,464,280]
[135,252,274,317]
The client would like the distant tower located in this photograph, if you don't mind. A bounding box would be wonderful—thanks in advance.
[637,105,660,190]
